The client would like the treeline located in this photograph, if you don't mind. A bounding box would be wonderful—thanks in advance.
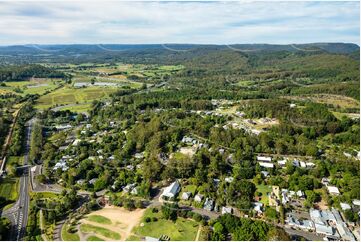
[205,213,289,241]
[9,104,35,156]
[29,121,43,163]
[0,64,65,82]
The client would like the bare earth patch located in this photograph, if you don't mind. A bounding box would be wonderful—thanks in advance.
[79,205,145,240]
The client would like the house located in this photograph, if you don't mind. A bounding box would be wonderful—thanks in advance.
[253,202,263,215]
[221,206,233,215]
[261,171,269,177]
[257,156,272,162]
[194,194,204,203]
[123,183,136,193]
[340,202,351,211]
[76,179,85,185]
[53,160,69,171]
[225,177,234,183]
[134,153,144,159]
[297,190,305,198]
[321,177,330,186]
[203,198,214,211]
[72,139,81,146]
[181,192,191,200]
[292,159,300,167]
[300,161,306,168]
[131,187,138,195]
[89,178,98,185]
[55,124,72,130]
[161,181,180,199]
[290,103,297,108]
[327,186,341,196]
[352,200,360,206]
[277,159,287,167]
[306,162,315,168]
[258,162,274,169]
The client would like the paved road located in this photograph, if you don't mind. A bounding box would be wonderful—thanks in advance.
[1,119,34,240]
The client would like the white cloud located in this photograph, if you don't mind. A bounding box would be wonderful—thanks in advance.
[0,1,358,45]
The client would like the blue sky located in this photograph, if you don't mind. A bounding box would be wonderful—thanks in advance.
[0,1,359,45]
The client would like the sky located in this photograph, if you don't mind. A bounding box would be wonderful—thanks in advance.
[0,1,359,45]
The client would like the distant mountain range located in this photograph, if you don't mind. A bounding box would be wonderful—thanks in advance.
[0,42,359,54]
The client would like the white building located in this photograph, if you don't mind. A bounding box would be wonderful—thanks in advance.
[221,206,233,215]
[258,162,274,169]
[327,186,341,196]
[161,181,180,199]
[257,156,272,162]
[340,202,351,211]
[181,192,191,200]
[194,194,204,203]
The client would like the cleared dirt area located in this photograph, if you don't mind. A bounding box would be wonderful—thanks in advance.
[79,205,145,240]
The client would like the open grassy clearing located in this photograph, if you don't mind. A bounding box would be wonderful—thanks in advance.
[80,224,121,240]
[34,86,118,110]
[0,178,19,204]
[283,94,359,109]
[133,208,199,241]
[0,79,62,96]
[86,215,112,225]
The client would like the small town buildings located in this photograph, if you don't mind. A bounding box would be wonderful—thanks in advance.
[76,179,85,185]
[340,202,351,211]
[327,186,341,196]
[161,181,180,200]
[123,183,136,193]
[131,187,138,195]
[253,202,263,215]
[261,171,269,177]
[203,198,214,211]
[181,192,191,200]
[257,156,272,162]
[259,162,274,169]
[321,177,330,186]
[221,206,233,215]
[296,190,305,199]
[88,178,98,185]
[194,194,204,203]
[277,159,287,167]
[337,222,355,241]
[352,200,360,206]
[53,160,68,171]
[225,177,234,183]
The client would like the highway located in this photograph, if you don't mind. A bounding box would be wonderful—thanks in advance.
[1,118,34,240]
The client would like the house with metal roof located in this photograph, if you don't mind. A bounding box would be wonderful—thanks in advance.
[161,180,180,199]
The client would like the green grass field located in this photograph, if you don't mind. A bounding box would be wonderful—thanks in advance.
[0,79,61,96]
[87,235,104,241]
[61,222,80,241]
[80,224,121,240]
[133,208,199,241]
[256,185,272,205]
[0,178,19,205]
[35,85,117,110]
[86,215,112,225]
